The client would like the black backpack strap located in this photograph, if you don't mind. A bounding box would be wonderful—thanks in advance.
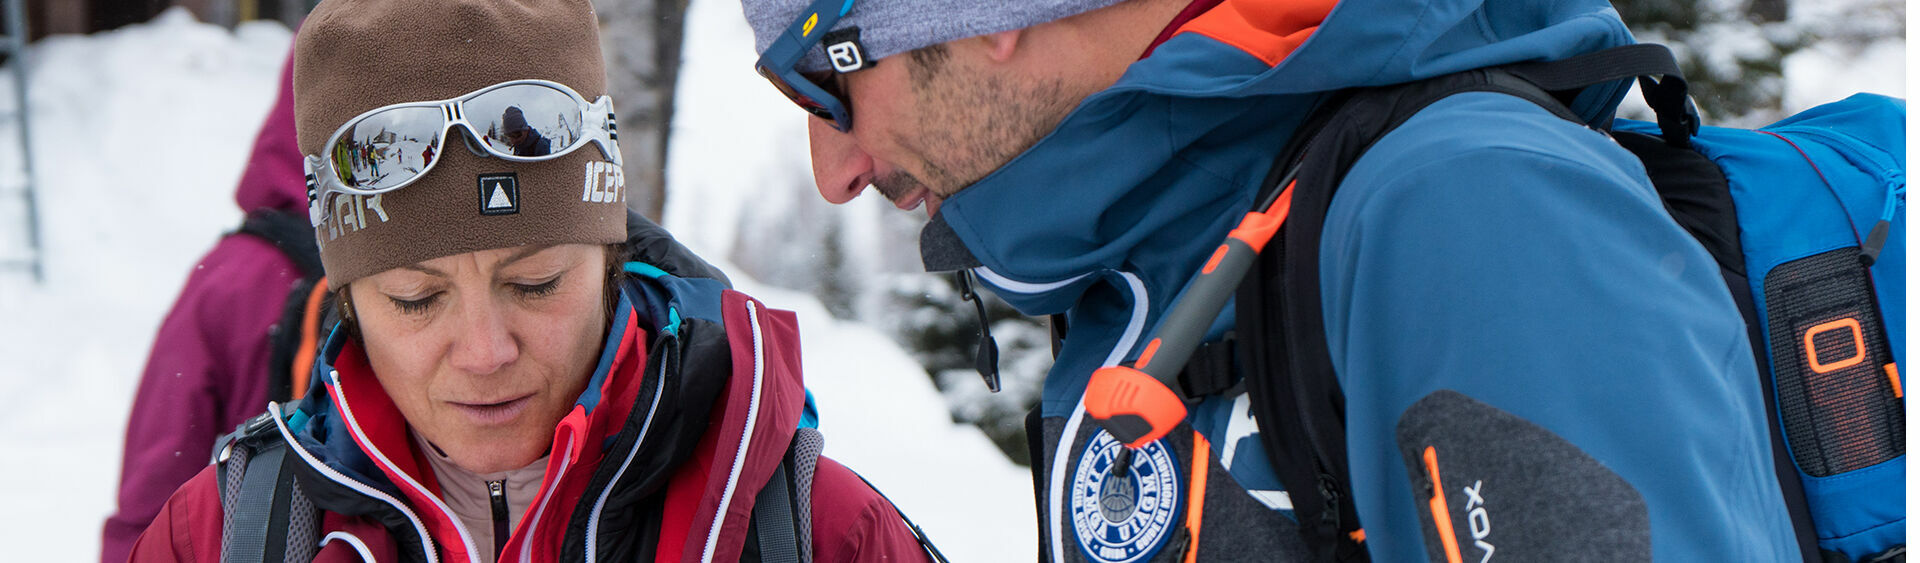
[1176,335,1240,396]
[236,209,323,279]
[751,462,802,563]
[235,209,328,404]
[1502,43,1698,147]
[214,408,321,563]
[1025,407,1051,563]
[747,427,825,563]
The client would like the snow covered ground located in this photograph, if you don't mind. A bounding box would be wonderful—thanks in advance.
[0,10,295,555]
[0,1,1904,560]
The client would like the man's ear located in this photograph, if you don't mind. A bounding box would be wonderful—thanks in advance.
[979,29,1021,63]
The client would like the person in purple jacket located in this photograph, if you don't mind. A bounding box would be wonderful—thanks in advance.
[99,47,309,563]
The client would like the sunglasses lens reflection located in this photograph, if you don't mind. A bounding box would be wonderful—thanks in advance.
[327,106,444,191]
[757,66,846,127]
[467,83,586,158]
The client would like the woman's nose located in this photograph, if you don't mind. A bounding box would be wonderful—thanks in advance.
[448,297,518,375]
[808,117,873,205]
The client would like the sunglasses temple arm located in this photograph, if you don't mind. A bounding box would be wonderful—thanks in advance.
[588,96,623,167]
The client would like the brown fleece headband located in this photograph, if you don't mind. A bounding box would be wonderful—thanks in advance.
[295,0,626,285]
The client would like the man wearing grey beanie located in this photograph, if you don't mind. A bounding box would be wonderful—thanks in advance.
[739,0,1806,561]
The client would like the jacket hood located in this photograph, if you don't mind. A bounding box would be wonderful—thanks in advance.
[235,48,310,215]
[923,0,1636,411]
[929,0,1635,304]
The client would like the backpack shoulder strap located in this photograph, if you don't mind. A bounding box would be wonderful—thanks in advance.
[236,209,323,279]
[235,209,330,403]
[213,409,321,563]
[748,427,822,563]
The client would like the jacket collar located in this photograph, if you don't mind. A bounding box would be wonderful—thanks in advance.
[283,266,807,562]
[285,280,668,563]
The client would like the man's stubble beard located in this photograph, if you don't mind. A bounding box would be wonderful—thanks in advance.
[872,44,1076,204]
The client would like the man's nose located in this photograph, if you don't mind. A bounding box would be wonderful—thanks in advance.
[807,117,871,204]
[448,296,518,375]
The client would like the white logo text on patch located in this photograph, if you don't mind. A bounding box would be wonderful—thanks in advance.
[321,193,389,242]
[1070,431,1181,563]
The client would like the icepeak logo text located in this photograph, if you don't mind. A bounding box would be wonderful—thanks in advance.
[583,161,624,204]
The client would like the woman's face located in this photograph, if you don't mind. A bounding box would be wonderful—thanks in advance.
[349,243,609,474]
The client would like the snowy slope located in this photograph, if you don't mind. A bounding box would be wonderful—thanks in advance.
[0,10,291,554]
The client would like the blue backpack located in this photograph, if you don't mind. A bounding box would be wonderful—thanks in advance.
[1187,44,1905,561]
[1616,91,1905,562]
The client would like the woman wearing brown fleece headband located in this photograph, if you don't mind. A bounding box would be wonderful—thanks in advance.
[128,1,940,561]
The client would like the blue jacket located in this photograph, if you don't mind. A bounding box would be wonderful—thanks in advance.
[918,0,1801,560]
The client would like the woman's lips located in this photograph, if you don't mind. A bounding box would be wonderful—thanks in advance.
[448,394,533,425]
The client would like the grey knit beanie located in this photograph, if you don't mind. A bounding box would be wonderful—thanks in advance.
[741,0,1129,72]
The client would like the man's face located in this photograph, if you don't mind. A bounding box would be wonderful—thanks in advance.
[806,43,1076,216]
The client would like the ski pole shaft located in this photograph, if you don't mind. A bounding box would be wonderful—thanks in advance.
[1086,181,1295,449]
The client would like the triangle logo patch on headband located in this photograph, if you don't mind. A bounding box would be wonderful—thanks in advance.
[479,173,520,216]
[824,27,868,73]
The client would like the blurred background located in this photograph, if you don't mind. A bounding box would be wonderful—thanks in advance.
[0,0,1905,559]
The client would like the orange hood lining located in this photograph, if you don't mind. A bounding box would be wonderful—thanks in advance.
[1179,0,1340,67]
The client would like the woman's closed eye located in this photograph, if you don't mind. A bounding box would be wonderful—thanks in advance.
[389,292,441,314]
[511,276,563,299]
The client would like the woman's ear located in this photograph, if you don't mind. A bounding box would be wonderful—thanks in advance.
[333,283,364,341]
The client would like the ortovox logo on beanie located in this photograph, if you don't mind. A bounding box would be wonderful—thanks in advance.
[294,0,625,285]
[822,28,869,72]
[740,0,1130,73]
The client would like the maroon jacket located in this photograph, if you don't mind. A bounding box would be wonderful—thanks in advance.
[102,47,308,563]
[130,274,933,562]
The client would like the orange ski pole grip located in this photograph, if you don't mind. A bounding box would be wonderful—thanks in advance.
[1086,182,1294,449]
[1086,365,1191,449]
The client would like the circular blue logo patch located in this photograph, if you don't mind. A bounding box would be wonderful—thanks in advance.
[1071,430,1182,563]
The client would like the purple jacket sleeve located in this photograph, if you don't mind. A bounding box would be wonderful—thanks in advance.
[100,235,301,563]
